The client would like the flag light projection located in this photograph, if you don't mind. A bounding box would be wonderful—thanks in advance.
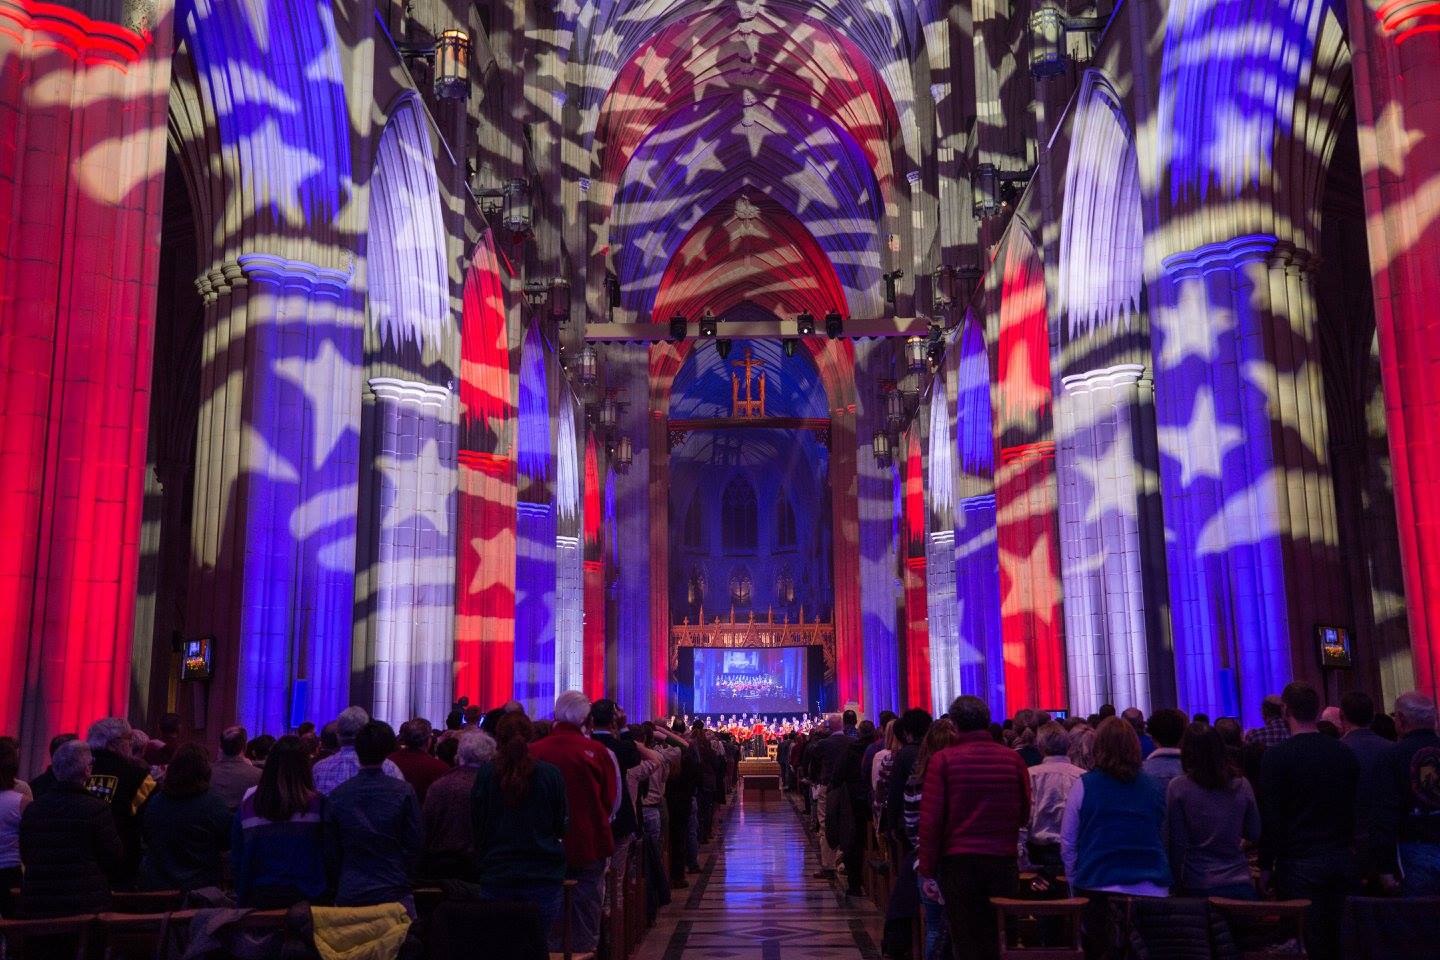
[457,237,516,709]
[582,435,606,700]
[925,359,961,711]
[0,0,173,770]
[554,393,585,696]
[856,340,903,714]
[514,325,558,714]
[902,431,932,713]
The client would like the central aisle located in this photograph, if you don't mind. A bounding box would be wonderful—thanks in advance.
[634,798,885,960]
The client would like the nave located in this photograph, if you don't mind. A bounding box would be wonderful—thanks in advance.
[636,798,883,960]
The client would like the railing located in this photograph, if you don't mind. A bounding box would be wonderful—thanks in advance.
[670,606,836,681]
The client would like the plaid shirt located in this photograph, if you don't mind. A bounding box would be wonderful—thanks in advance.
[311,746,404,796]
[1245,717,1290,748]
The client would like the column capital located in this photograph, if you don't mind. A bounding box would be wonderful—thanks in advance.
[236,254,353,294]
[1161,233,1278,279]
[368,376,451,410]
[1377,0,1440,43]
[1061,363,1147,394]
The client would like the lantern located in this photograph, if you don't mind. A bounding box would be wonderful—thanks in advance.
[502,178,532,236]
[435,29,470,99]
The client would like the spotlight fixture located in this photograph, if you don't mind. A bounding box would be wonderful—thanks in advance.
[435,29,470,99]
[578,344,598,386]
[782,338,798,357]
[904,335,928,373]
[716,338,732,360]
[882,270,904,307]
[796,312,816,336]
[698,310,717,339]
[668,315,687,342]
[824,310,843,340]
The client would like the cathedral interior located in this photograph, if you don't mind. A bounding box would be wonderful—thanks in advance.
[2,0,1439,770]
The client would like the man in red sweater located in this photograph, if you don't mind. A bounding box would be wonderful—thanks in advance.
[918,695,1031,960]
[530,690,619,954]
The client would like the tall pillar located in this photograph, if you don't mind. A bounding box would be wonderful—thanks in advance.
[1056,365,1168,714]
[456,451,516,707]
[1152,236,1346,723]
[0,0,174,770]
[359,379,456,725]
[1346,0,1440,695]
[581,435,606,700]
[925,379,961,711]
[854,340,901,713]
[902,432,931,713]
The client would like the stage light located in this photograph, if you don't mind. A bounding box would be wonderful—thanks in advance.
[502,177,532,236]
[435,29,470,99]
[824,310,843,339]
[578,345,598,385]
[782,339,798,357]
[796,312,816,336]
[669,315,687,341]
[699,310,717,339]
[872,431,893,468]
[716,338,732,360]
[905,335,927,372]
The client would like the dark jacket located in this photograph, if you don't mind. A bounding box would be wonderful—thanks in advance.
[1392,728,1440,845]
[323,768,423,907]
[18,782,124,917]
[471,759,568,888]
[1342,728,1399,875]
[1257,730,1358,870]
[86,747,156,881]
[917,730,1031,875]
[593,730,641,842]
[232,791,328,908]
[138,788,233,891]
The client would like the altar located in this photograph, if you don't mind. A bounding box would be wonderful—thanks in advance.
[738,757,782,800]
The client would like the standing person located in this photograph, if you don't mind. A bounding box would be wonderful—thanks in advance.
[880,709,932,960]
[833,721,878,896]
[1337,691,1399,889]
[808,714,852,880]
[1021,722,1086,873]
[0,740,29,915]
[27,733,78,801]
[1121,708,1155,758]
[312,707,405,795]
[84,717,156,883]
[917,696,1030,960]
[17,741,124,918]
[144,713,183,768]
[470,712,568,931]
[210,725,263,811]
[1166,723,1260,898]
[422,730,495,880]
[137,744,232,891]
[231,736,329,908]
[388,718,449,805]
[529,691,618,954]
[664,720,700,889]
[592,701,656,926]
[323,721,423,913]
[1141,708,1188,794]
[1246,695,1290,747]
[691,722,719,845]
[1258,682,1358,960]
[904,720,963,960]
[1391,691,1440,896]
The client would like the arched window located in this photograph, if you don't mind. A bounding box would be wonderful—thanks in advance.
[721,475,758,554]
[776,496,797,550]
[682,495,704,549]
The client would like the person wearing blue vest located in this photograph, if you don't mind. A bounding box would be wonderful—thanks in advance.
[1061,716,1170,955]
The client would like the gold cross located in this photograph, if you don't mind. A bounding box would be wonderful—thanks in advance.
[731,346,766,418]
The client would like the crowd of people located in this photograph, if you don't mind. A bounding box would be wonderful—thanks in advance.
[778,684,1440,960]
[0,680,1435,960]
[0,692,741,957]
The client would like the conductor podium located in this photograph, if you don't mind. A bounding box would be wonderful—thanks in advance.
[739,757,782,800]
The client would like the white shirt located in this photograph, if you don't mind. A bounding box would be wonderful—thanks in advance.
[0,787,30,869]
[311,746,404,795]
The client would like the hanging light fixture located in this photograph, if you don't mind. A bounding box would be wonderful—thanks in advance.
[598,394,618,430]
[435,29,470,99]
[883,382,904,431]
[899,371,920,407]
[578,344,598,385]
[615,435,633,471]
[549,276,570,322]
[502,178,533,236]
[716,338,732,360]
[904,335,928,372]
[882,270,904,306]
[872,430,893,468]
[1028,4,1068,78]
[522,279,549,308]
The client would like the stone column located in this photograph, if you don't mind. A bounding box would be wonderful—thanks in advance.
[1346,0,1440,694]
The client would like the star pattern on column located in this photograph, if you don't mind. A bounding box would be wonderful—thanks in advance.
[1157,385,1246,486]
[272,339,360,470]
[376,437,458,537]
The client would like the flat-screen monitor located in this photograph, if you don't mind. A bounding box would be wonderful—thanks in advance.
[693,647,808,714]
[180,636,212,681]
[1317,625,1353,669]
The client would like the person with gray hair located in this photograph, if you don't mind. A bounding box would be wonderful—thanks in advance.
[553,689,592,727]
[311,706,405,795]
[420,729,498,880]
[18,740,125,917]
[83,716,155,883]
[1392,690,1440,896]
[1022,722,1086,871]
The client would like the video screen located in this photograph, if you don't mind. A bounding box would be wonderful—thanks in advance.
[693,647,807,714]
[1317,625,1353,669]
[181,637,212,681]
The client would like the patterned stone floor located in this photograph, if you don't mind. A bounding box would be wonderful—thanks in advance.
[633,797,885,960]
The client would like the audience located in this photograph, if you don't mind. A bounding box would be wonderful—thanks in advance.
[918,696,1030,960]
[85,717,156,881]
[137,743,231,891]
[1391,691,1440,896]
[312,706,404,795]
[18,740,123,917]
[388,718,449,804]
[1022,721,1086,873]
[232,736,328,909]
[471,711,568,931]
[323,720,423,914]
[421,728,495,879]
[1165,723,1260,898]
[1257,681,1359,960]
[529,690,617,954]
[210,724,263,811]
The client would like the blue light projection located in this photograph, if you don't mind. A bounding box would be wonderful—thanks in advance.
[515,324,557,714]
